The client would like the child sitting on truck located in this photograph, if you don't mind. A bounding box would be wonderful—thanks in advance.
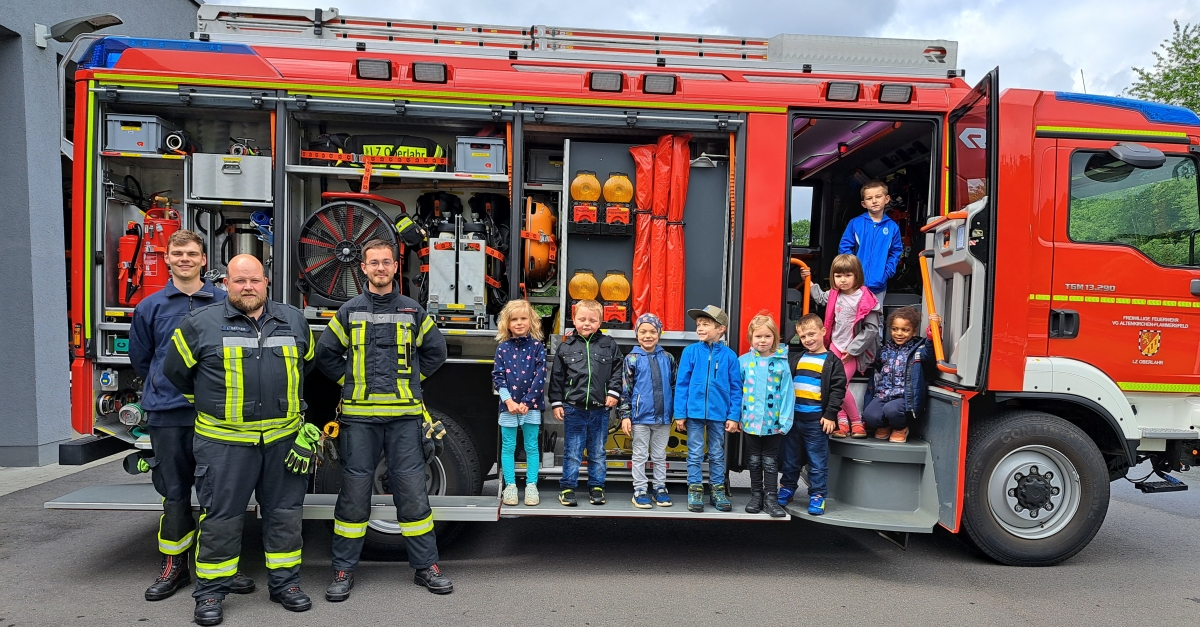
[806,254,881,439]
[778,313,847,516]
[736,312,794,517]
[492,299,547,507]
[673,305,742,513]
[863,306,940,443]
[838,179,903,302]
[619,313,677,509]
[549,299,623,507]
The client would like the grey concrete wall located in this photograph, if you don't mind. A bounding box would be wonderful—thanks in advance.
[0,0,199,466]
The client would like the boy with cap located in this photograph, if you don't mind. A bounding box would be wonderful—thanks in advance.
[672,305,742,512]
[619,313,677,508]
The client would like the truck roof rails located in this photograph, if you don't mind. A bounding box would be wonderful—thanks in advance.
[195,4,961,79]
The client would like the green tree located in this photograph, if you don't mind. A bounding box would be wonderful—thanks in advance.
[1125,20,1200,112]
[791,219,810,245]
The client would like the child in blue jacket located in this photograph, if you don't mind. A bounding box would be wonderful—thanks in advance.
[619,313,677,509]
[673,305,742,513]
[838,179,903,300]
[491,300,547,507]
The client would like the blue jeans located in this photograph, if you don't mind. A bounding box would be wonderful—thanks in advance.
[779,419,829,497]
[685,419,727,486]
[560,406,609,488]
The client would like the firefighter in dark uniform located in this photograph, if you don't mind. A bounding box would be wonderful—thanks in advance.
[127,230,255,602]
[163,255,319,626]
[316,238,452,601]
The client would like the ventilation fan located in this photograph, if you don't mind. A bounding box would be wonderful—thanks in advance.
[297,199,397,307]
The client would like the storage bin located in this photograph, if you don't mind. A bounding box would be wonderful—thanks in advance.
[191,154,273,201]
[527,148,564,183]
[104,114,179,153]
[455,136,506,174]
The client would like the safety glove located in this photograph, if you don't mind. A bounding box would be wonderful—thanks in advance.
[285,423,323,474]
[421,409,446,463]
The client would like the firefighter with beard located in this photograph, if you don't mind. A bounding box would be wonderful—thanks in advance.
[316,239,452,601]
[163,255,318,626]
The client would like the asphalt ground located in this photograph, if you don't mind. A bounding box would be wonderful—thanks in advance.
[0,461,1197,627]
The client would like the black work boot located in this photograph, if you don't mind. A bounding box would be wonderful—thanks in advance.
[146,553,191,601]
[193,597,223,626]
[414,563,454,594]
[763,455,788,518]
[745,454,764,514]
[269,586,313,612]
[229,571,256,595]
[326,569,355,602]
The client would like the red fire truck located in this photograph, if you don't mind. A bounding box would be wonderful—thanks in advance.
[48,4,1200,567]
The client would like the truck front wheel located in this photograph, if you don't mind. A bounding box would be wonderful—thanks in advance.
[313,408,484,561]
[961,410,1110,566]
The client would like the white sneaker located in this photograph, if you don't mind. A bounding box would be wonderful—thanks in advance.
[524,484,540,506]
[502,483,518,506]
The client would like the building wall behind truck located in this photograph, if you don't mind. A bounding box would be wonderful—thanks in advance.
[0,0,199,466]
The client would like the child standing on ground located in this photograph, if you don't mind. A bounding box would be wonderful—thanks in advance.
[838,179,903,302]
[777,314,847,515]
[673,305,742,513]
[549,300,623,507]
[492,300,547,506]
[804,253,881,438]
[863,307,940,444]
[619,313,677,509]
[736,313,795,517]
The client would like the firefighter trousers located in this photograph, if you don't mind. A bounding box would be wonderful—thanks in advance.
[192,435,307,600]
[331,418,438,571]
[147,425,196,557]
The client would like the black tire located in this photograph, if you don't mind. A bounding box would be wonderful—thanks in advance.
[312,408,484,561]
[961,410,1110,566]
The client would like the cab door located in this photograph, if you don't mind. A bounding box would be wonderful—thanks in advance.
[1048,139,1200,392]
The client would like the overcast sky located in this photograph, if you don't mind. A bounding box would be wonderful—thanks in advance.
[223,0,1200,96]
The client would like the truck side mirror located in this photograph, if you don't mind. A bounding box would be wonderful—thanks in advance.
[1108,142,1165,169]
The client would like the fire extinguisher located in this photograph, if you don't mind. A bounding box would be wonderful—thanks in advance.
[118,197,181,306]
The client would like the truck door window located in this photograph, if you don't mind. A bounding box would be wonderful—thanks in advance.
[1068,152,1200,266]
[790,186,814,246]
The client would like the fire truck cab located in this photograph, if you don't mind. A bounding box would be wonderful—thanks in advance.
[48,4,1200,568]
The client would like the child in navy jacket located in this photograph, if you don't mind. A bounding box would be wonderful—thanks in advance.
[673,305,742,513]
[619,313,677,509]
[491,300,547,506]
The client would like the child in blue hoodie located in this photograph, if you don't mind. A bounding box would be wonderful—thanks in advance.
[737,313,794,517]
[673,305,742,513]
[619,313,677,509]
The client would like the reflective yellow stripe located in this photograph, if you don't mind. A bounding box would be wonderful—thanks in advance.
[172,328,197,368]
[1031,293,1197,308]
[264,549,302,569]
[416,316,435,347]
[223,346,243,420]
[396,322,410,374]
[399,513,434,537]
[341,404,423,417]
[183,394,195,403]
[1118,382,1200,393]
[327,316,349,347]
[195,412,301,445]
[83,84,96,338]
[304,327,316,360]
[283,345,300,415]
[1036,125,1188,138]
[333,519,368,539]
[158,528,195,555]
[336,375,346,386]
[351,322,367,400]
[195,556,239,579]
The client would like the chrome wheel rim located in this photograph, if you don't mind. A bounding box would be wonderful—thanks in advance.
[986,445,1081,540]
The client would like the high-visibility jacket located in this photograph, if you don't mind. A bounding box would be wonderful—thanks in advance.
[162,299,315,445]
[315,284,446,420]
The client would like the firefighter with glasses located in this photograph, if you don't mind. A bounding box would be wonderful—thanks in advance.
[163,254,318,626]
[316,238,452,601]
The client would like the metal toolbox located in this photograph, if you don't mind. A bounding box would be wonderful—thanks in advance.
[454,136,506,174]
[526,148,564,183]
[190,154,273,201]
[104,114,179,153]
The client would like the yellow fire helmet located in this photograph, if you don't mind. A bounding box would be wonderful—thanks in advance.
[570,170,601,202]
[523,198,557,282]
[601,172,633,204]
[600,270,631,301]
[567,269,600,301]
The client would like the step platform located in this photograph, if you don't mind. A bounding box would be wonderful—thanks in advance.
[500,482,789,521]
[45,484,500,522]
[783,437,938,534]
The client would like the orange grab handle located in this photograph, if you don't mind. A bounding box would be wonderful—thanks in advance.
[789,258,811,316]
[919,250,958,374]
[321,192,407,211]
[919,210,969,234]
